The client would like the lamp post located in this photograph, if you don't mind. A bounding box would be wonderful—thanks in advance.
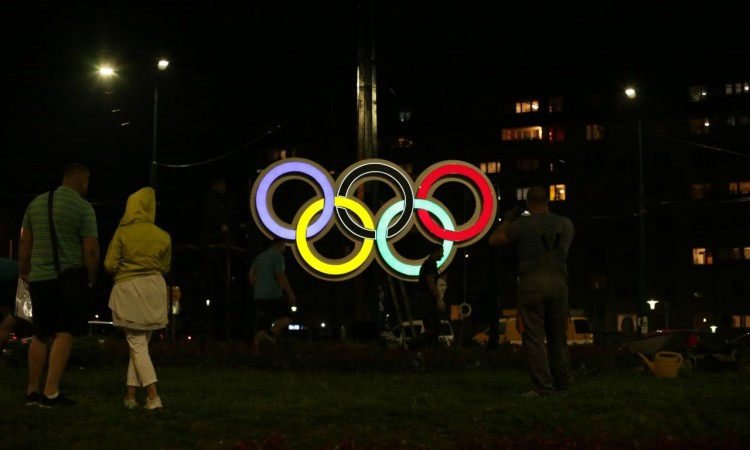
[626,87,647,323]
[99,60,169,188]
[151,59,169,189]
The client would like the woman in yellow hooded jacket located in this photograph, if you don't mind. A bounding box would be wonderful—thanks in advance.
[104,187,171,411]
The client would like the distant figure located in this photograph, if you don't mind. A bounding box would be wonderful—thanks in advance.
[19,163,100,407]
[489,185,575,397]
[0,258,19,352]
[407,244,445,351]
[201,177,233,246]
[105,187,171,411]
[248,238,296,350]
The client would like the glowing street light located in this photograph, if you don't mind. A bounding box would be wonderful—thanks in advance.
[647,299,659,310]
[99,66,115,77]
[97,59,168,188]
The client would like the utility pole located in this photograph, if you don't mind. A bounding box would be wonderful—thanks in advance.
[354,0,379,332]
[357,0,377,162]
[637,116,646,320]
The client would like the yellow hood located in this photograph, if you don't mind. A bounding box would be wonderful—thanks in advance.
[120,187,156,226]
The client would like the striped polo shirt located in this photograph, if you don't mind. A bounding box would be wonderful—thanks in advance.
[22,185,98,282]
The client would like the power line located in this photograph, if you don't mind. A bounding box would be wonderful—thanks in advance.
[611,121,750,159]
[156,75,349,169]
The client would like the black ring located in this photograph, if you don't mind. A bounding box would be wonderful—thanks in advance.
[336,162,414,239]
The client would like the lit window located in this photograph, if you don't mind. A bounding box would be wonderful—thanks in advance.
[725,82,750,95]
[502,127,543,141]
[585,124,604,141]
[548,125,565,142]
[515,100,540,113]
[729,181,750,195]
[744,248,750,259]
[692,248,712,265]
[479,161,501,174]
[688,85,707,102]
[548,96,563,113]
[549,184,566,201]
[690,182,711,199]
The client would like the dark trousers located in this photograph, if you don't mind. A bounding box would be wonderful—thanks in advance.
[409,295,440,350]
[518,273,571,391]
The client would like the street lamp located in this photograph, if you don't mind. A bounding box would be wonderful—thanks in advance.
[98,60,168,188]
[626,86,646,319]
[99,66,115,77]
[151,59,170,189]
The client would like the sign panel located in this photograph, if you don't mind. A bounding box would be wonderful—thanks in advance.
[250,158,497,281]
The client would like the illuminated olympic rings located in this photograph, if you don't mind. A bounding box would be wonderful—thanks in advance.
[250,158,497,281]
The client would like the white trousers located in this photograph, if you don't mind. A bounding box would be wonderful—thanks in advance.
[125,329,157,388]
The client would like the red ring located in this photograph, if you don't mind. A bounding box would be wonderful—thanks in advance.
[415,164,494,242]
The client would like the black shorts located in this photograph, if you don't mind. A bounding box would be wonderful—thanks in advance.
[29,279,88,339]
[254,297,289,331]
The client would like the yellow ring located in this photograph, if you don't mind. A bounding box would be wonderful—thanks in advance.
[296,197,374,276]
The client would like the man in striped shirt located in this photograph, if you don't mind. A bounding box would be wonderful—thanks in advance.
[19,163,99,407]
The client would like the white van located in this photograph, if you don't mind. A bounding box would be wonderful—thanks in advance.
[381,320,455,347]
[473,316,593,346]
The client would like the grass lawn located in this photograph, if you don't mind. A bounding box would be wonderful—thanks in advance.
[1,336,748,450]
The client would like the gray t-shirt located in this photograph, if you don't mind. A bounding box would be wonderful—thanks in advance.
[505,212,574,277]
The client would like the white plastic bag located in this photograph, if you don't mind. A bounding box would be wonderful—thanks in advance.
[15,278,32,323]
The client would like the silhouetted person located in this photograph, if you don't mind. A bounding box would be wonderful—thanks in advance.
[490,185,574,397]
[19,163,100,406]
[248,238,296,350]
[407,244,445,352]
[105,187,171,411]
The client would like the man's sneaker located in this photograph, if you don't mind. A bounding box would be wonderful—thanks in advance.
[39,393,76,407]
[144,396,163,411]
[123,397,139,410]
[25,391,42,406]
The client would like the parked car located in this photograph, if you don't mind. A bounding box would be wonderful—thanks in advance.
[700,332,750,370]
[473,316,593,346]
[381,319,455,347]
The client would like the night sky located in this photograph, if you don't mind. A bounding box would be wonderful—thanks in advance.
[2,0,746,245]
